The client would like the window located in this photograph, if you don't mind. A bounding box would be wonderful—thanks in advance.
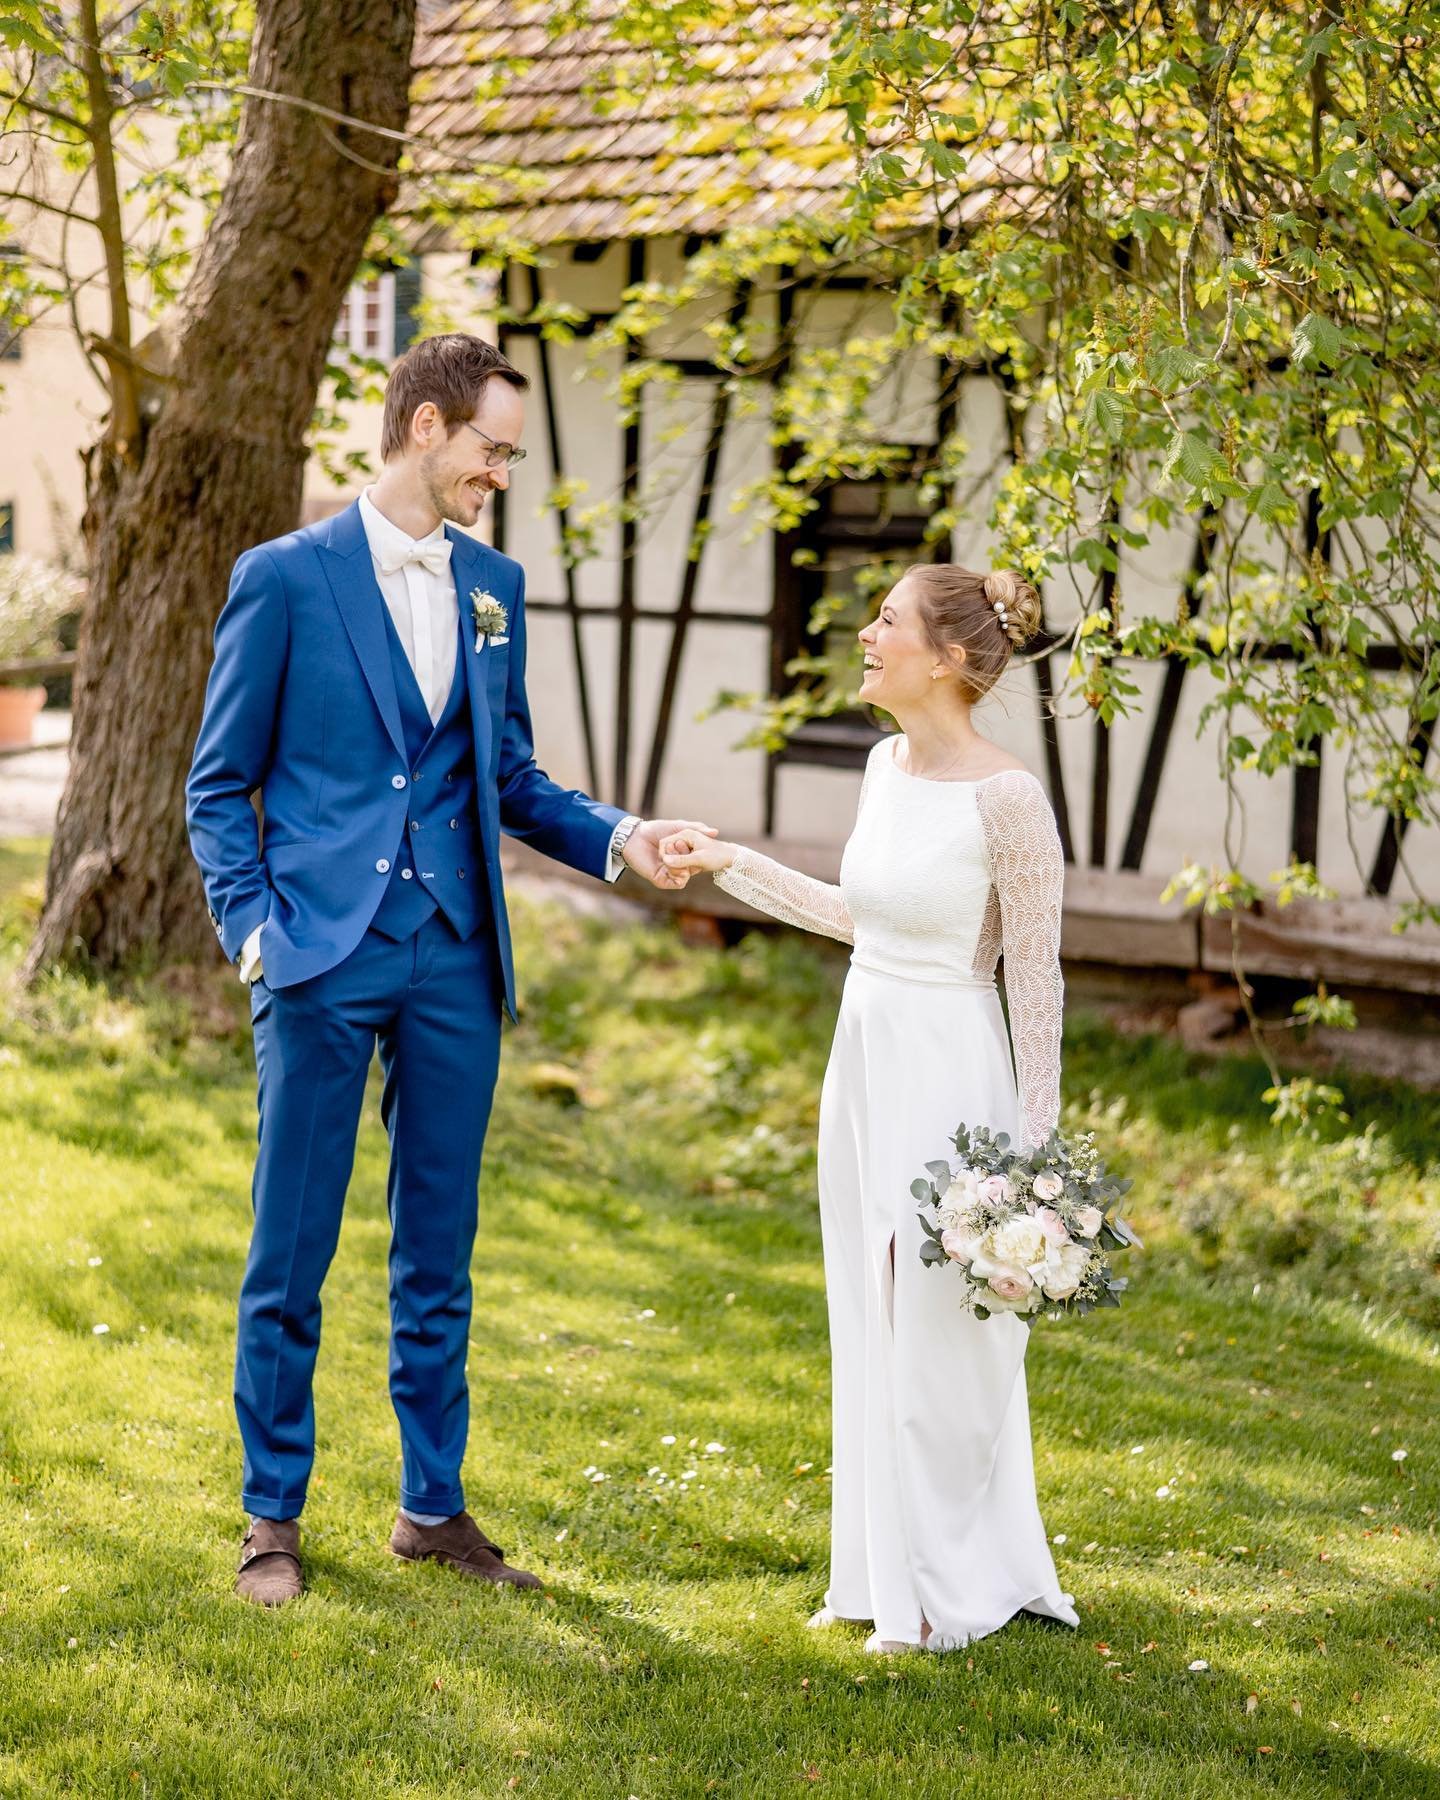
[333,260,422,363]
[0,501,13,552]
[1,244,23,360]
[771,474,941,768]
[334,272,395,359]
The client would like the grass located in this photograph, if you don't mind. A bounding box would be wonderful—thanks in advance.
[0,834,1437,1798]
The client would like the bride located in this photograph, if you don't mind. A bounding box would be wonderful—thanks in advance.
[661,564,1079,1654]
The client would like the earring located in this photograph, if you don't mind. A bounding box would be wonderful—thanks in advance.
[930,669,943,681]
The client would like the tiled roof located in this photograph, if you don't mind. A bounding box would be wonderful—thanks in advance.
[406,0,1034,247]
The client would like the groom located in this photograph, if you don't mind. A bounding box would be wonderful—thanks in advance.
[187,333,712,1606]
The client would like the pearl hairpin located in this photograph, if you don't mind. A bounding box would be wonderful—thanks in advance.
[992,598,1009,627]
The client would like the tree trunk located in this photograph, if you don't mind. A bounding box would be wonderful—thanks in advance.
[25,0,417,979]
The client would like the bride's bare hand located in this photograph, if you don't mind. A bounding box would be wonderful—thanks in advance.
[660,830,738,875]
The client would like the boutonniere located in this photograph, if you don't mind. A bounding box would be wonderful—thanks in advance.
[470,588,509,651]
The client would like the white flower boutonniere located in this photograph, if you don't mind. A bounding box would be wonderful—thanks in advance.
[470,588,509,652]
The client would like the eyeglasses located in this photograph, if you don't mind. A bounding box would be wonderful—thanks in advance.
[462,422,526,469]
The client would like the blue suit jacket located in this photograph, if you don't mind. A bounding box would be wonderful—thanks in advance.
[186,500,623,1019]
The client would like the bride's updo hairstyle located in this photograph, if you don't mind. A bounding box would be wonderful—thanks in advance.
[906,565,1043,702]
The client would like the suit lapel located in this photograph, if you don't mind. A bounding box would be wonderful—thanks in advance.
[317,501,407,762]
[447,527,502,768]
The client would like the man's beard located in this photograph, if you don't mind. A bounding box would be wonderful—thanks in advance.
[419,447,485,526]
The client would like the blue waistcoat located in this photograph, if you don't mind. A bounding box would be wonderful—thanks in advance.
[368,607,487,944]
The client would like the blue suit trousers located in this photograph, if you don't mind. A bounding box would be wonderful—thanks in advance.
[238,914,503,1519]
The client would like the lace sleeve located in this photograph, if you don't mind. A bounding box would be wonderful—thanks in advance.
[711,742,882,945]
[975,770,1065,1149]
[713,847,854,944]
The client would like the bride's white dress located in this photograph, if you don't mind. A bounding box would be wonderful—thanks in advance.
[716,732,1079,1649]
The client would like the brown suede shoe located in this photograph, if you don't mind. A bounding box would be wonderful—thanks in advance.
[389,1510,542,1589]
[236,1517,303,1606]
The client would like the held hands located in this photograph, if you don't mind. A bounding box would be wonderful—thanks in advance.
[622,818,721,891]
[659,828,738,878]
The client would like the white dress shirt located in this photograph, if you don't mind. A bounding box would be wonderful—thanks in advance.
[358,486,459,725]
[237,491,637,982]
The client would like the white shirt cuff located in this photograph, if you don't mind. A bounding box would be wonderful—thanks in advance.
[238,924,264,984]
[606,816,641,883]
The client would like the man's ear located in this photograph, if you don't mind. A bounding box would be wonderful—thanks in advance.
[411,401,438,448]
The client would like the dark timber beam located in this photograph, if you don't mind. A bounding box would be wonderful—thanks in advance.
[614,238,646,810]
[1369,715,1434,896]
[1120,508,1217,870]
[640,281,753,818]
[525,262,601,797]
[1291,488,1330,867]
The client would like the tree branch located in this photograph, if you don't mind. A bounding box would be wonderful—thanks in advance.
[76,0,140,458]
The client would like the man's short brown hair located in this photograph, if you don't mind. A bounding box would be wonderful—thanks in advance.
[380,333,530,460]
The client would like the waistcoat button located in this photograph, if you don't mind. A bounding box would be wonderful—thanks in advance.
[400,869,413,881]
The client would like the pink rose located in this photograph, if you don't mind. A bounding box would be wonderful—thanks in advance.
[1074,1205,1104,1238]
[1033,1172,1065,1203]
[978,1173,1012,1206]
[1036,1206,1070,1243]
[988,1268,1034,1302]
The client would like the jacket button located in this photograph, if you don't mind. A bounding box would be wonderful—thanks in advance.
[457,869,465,880]
[375,858,391,874]
[449,818,458,829]
[400,869,413,881]
[409,820,420,832]
[391,774,406,789]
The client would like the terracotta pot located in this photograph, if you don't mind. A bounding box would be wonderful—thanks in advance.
[0,684,46,750]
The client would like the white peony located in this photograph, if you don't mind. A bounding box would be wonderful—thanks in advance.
[1033,1239,1091,1301]
[990,1214,1047,1269]
[969,1233,1036,1302]
[945,1168,981,1207]
[1033,1171,1065,1203]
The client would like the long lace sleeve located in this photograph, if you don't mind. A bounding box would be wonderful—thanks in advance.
[714,846,854,943]
[975,771,1065,1149]
[711,744,882,945]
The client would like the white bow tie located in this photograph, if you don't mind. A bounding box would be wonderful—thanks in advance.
[377,538,452,578]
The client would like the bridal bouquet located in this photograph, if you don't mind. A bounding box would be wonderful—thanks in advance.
[912,1123,1140,1323]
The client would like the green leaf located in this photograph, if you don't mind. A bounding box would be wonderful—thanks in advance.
[1084,386,1127,442]
[1292,313,1347,369]
[1249,481,1296,526]
[1164,430,1228,491]
[0,15,62,53]
[1149,345,1208,391]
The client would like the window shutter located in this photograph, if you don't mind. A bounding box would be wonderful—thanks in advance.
[393,258,422,357]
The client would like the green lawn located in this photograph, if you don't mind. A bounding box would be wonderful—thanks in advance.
[0,836,1437,1798]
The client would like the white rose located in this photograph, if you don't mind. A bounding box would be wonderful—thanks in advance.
[991,1214,1047,1269]
[1074,1204,1104,1238]
[978,1173,1012,1206]
[1033,1171,1065,1203]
